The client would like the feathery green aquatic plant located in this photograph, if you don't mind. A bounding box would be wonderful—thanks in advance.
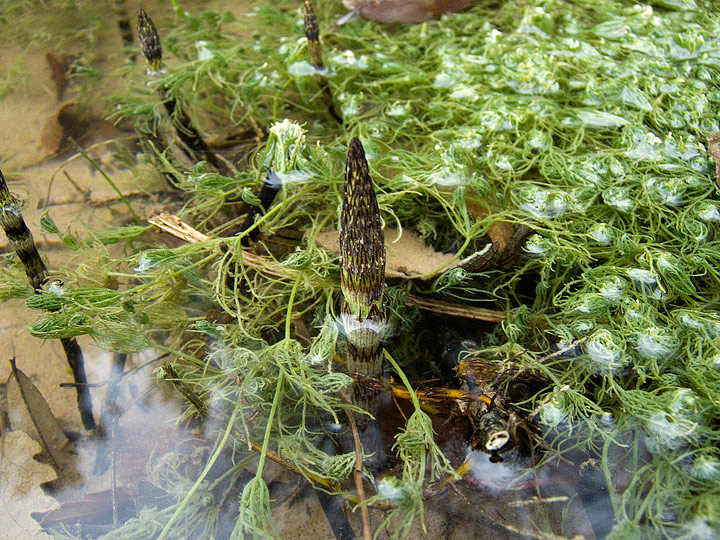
[3,0,720,538]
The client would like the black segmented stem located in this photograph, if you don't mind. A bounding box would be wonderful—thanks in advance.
[0,169,96,431]
[60,335,96,430]
[240,171,281,247]
[114,0,134,55]
[161,363,208,417]
[0,172,48,291]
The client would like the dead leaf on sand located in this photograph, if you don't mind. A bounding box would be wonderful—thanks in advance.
[316,227,458,278]
[6,358,69,468]
[0,430,58,539]
[343,0,476,23]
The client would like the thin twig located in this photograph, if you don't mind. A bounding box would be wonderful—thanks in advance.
[406,294,505,322]
[345,408,372,540]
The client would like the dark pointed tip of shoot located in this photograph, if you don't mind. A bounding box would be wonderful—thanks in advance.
[348,137,364,158]
[137,7,163,71]
[0,172,8,201]
[303,0,317,20]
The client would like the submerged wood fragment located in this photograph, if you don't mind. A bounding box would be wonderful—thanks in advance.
[458,224,534,272]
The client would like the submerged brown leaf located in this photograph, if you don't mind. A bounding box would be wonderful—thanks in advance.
[36,488,137,529]
[0,430,58,539]
[45,52,75,100]
[6,358,69,467]
[343,0,476,23]
[39,101,97,157]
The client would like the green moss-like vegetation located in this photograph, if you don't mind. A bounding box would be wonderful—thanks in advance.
[3,0,720,538]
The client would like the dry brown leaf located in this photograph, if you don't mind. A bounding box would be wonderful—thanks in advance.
[316,227,458,278]
[343,0,476,23]
[466,199,517,251]
[0,430,58,539]
[6,358,69,467]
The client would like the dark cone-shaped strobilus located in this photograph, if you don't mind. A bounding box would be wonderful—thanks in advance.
[137,8,163,72]
[340,138,386,379]
[303,0,324,70]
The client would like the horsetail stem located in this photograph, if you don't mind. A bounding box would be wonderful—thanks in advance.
[161,363,208,417]
[302,0,342,123]
[340,138,386,377]
[303,0,323,70]
[0,171,48,292]
[136,8,231,176]
[239,171,281,247]
[0,169,96,431]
